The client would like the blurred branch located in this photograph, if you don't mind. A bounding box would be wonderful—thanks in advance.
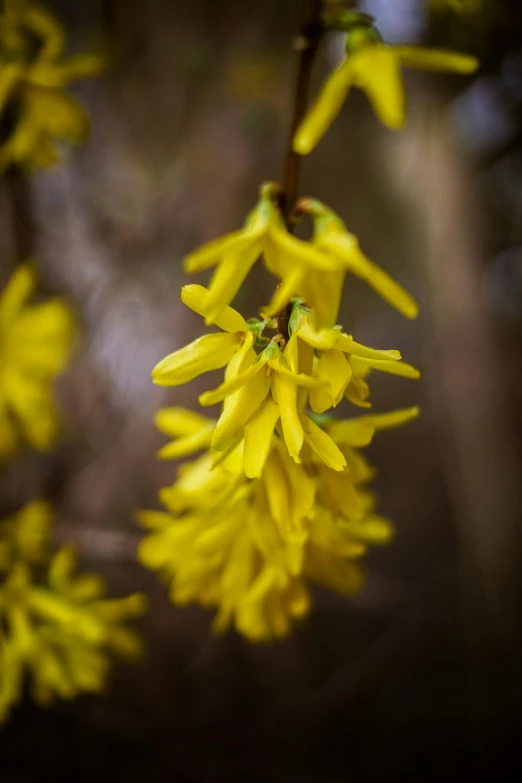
[5,167,35,260]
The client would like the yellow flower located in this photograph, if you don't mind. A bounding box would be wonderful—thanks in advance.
[0,537,145,722]
[199,333,345,468]
[289,302,419,412]
[152,288,418,470]
[184,182,344,326]
[0,264,75,457]
[293,30,478,154]
[152,284,252,387]
[285,199,419,327]
[0,0,103,169]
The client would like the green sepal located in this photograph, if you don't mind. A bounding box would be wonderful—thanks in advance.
[307,411,337,428]
[247,318,266,337]
[345,24,383,53]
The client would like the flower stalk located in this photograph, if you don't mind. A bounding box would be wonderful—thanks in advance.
[277,0,324,339]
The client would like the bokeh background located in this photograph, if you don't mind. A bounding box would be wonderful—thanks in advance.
[1,0,522,780]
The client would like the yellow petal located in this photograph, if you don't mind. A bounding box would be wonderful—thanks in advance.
[345,374,371,408]
[334,333,401,361]
[300,415,346,471]
[48,545,76,590]
[184,229,257,273]
[268,219,344,272]
[353,45,405,130]
[394,46,479,73]
[261,265,302,318]
[157,424,214,460]
[212,371,270,452]
[325,418,375,447]
[152,332,239,386]
[309,350,352,413]
[320,234,418,319]
[318,470,367,521]
[300,269,345,330]
[199,356,268,407]
[181,284,247,333]
[349,406,420,431]
[279,446,315,541]
[294,318,338,351]
[350,356,420,379]
[339,515,393,544]
[262,450,291,529]
[202,240,263,325]
[52,53,104,82]
[25,4,66,61]
[271,371,303,462]
[269,354,323,388]
[0,264,37,325]
[3,372,58,449]
[243,397,280,478]
[293,57,355,155]
[154,407,212,436]
[135,510,173,531]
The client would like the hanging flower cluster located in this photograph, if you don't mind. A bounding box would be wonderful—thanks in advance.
[140,7,477,642]
[139,197,421,641]
[0,0,103,169]
[0,263,74,460]
[0,501,146,722]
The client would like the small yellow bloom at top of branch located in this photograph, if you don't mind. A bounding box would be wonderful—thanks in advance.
[293,24,478,154]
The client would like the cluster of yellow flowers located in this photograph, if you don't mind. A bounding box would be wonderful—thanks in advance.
[0,501,145,722]
[139,11,477,642]
[0,0,103,170]
[0,2,145,724]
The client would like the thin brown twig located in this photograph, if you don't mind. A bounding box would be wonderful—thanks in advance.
[276,0,324,339]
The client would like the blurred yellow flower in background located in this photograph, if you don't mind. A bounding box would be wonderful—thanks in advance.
[0,263,75,459]
[0,0,103,169]
[0,503,146,723]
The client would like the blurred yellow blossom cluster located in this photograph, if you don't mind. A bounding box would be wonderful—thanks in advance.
[0,2,142,725]
[0,0,103,169]
[0,263,74,460]
[140,6,478,642]
[0,501,145,723]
